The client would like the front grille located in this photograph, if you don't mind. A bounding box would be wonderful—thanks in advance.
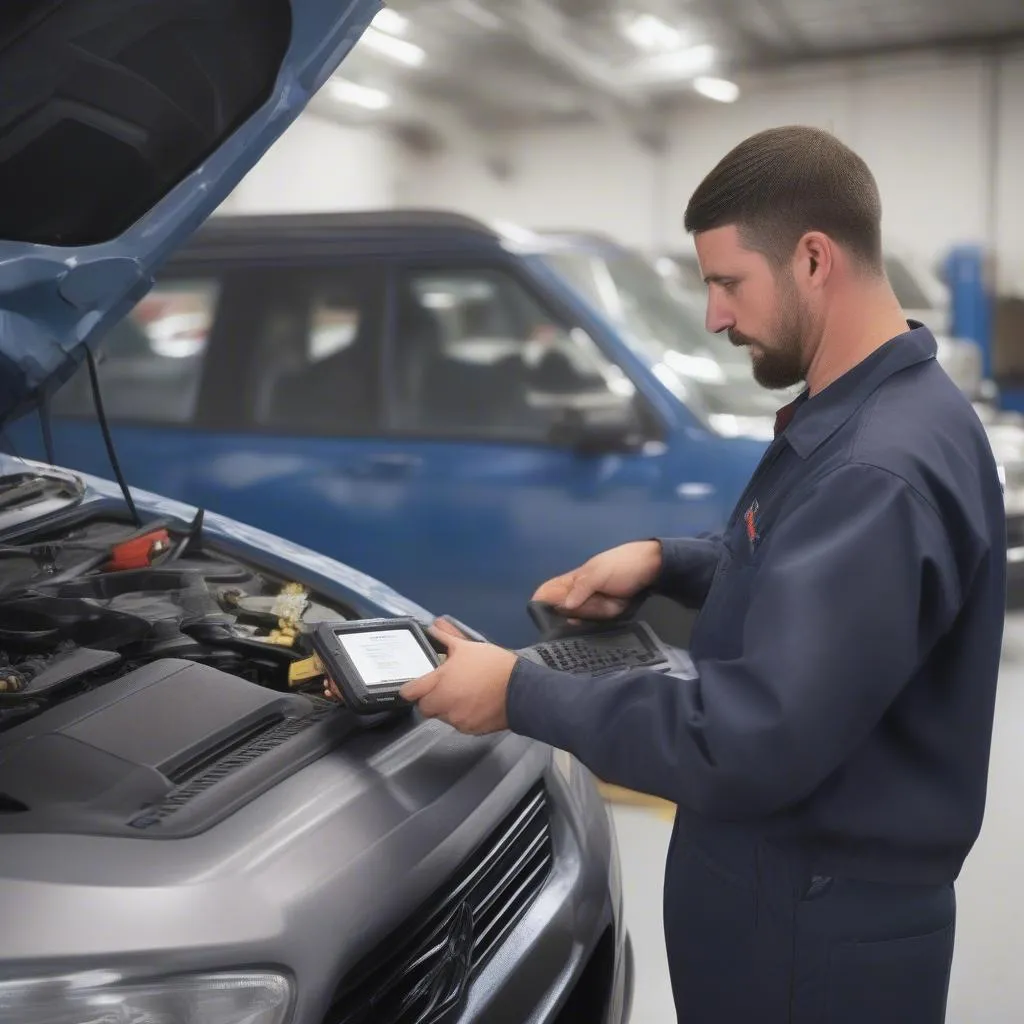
[325,783,553,1024]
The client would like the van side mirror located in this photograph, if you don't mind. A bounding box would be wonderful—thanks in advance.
[547,396,647,455]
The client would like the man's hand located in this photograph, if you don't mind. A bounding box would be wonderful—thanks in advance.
[533,540,663,620]
[321,617,471,703]
[398,626,519,735]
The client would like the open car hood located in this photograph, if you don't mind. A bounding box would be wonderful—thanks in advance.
[0,0,378,427]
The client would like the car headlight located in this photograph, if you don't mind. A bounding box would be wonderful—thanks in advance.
[0,970,293,1024]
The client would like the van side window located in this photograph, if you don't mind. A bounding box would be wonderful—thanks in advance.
[243,269,382,435]
[394,268,631,441]
[51,279,218,423]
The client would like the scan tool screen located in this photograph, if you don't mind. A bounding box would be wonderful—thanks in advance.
[336,628,436,687]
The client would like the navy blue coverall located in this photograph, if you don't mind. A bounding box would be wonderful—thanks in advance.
[508,325,1006,1023]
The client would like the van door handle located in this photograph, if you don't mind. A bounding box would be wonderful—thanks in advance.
[358,453,423,479]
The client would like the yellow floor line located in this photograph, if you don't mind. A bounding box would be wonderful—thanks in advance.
[597,780,677,820]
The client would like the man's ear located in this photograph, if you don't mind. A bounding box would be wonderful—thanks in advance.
[796,232,832,288]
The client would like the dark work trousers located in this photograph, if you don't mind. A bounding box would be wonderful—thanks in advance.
[663,810,956,1023]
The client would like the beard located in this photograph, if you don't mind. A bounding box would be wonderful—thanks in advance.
[729,277,808,390]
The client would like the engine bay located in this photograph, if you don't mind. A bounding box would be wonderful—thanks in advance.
[0,510,394,837]
[0,512,356,736]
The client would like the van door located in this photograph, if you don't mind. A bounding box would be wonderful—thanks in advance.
[159,260,412,571]
[9,269,228,495]
[364,260,710,648]
[12,261,402,589]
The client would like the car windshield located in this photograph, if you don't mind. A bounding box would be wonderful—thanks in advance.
[540,248,792,427]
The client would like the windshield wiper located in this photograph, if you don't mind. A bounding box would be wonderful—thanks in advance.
[0,474,83,513]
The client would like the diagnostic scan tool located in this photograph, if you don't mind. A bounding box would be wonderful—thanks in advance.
[310,618,440,714]
[526,595,648,641]
[520,601,670,676]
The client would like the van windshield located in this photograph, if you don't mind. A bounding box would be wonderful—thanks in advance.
[884,255,936,310]
[540,248,793,432]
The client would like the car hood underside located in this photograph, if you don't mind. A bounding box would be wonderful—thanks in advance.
[0,0,378,428]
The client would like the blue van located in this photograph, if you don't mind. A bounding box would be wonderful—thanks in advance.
[12,212,1019,647]
[5,212,777,649]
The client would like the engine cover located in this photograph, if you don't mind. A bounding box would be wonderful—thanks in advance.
[0,659,351,838]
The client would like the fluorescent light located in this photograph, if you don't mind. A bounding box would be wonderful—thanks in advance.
[372,8,408,35]
[360,26,426,66]
[329,77,392,110]
[622,43,716,85]
[621,13,682,52]
[694,76,740,102]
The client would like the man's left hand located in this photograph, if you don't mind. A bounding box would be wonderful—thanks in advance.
[400,622,519,735]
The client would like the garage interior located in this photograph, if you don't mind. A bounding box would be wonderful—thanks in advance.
[217,2,1024,1017]
[2,0,1023,1022]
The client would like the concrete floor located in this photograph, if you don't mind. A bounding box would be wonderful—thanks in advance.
[611,611,1024,1024]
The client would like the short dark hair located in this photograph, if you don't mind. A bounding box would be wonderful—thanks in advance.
[684,125,883,271]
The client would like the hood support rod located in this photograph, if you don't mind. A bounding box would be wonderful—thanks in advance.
[86,348,141,528]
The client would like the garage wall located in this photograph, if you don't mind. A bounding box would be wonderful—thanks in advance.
[995,51,1024,292]
[396,47,1024,291]
[221,112,398,214]
[394,121,663,249]
[664,53,993,258]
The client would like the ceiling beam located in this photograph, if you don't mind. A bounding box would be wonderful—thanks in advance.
[752,0,813,54]
[685,0,791,60]
[476,0,647,115]
[743,28,1024,71]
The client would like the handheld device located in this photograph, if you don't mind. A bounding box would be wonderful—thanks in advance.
[526,590,649,641]
[310,618,440,714]
[519,609,669,676]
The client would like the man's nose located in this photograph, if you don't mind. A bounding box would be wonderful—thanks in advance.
[705,295,735,335]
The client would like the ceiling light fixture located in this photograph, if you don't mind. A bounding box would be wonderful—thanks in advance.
[329,77,393,110]
[621,12,683,52]
[621,43,716,85]
[372,8,408,35]
[694,76,740,102]
[359,26,426,66]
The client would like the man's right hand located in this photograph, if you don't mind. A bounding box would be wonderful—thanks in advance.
[532,541,663,621]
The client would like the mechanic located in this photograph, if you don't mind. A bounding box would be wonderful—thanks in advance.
[355,127,1008,1023]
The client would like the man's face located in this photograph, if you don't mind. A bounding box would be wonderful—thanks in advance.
[694,225,808,390]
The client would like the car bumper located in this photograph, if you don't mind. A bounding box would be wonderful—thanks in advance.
[0,733,630,1024]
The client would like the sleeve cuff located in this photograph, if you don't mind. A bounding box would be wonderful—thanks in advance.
[652,535,723,608]
[654,537,687,589]
[506,656,589,750]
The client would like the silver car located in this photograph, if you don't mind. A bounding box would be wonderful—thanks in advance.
[0,3,633,1023]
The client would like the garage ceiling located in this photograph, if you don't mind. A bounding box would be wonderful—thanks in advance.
[315,0,1024,140]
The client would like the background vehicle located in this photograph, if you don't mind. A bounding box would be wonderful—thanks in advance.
[0,3,631,1023]
[14,213,1024,647]
[11,212,769,650]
